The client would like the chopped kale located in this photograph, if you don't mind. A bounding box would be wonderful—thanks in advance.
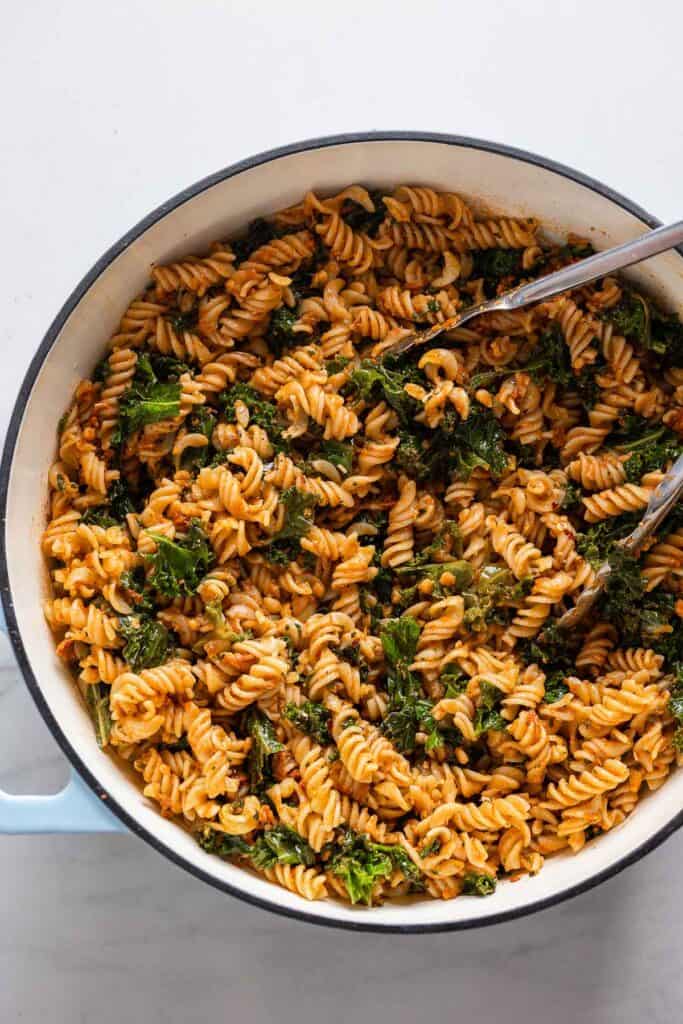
[118,614,172,671]
[347,359,424,425]
[325,356,351,375]
[80,506,119,529]
[231,217,278,262]
[463,566,532,631]
[381,616,420,668]
[114,353,181,443]
[196,826,251,859]
[603,289,683,367]
[108,478,137,520]
[168,309,199,333]
[599,545,646,639]
[471,248,523,296]
[574,362,605,410]
[543,671,569,703]
[265,306,298,358]
[249,825,315,870]
[612,416,683,482]
[146,353,191,381]
[382,697,443,755]
[576,512,642,568]
[180,407,216,470]
[263,487,318,564]
[667,665,683,749]
[220,382,289,452]
[473,681,505,737]
[341,190,387,238]
[85,683,112,748]
[438,402,508,480]
[119,567,154,613]
[394,429,429,478]
[305,440,354,475]
[379,617,445,752]
[327,830,421,905]
[440,664,468,696]
[462,871,497,896]
[470,323,572,390]
[650,305,683,366]
[603,289,650,346]
[283,700,331,744]
[520,621,578,674]
[560,481,582,511]
[628,591,683,662]
[146,520,213,597]
[81,477,137,527]
[246,709,284,791]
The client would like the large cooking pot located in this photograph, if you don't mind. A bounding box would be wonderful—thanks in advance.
[2,132,682,932]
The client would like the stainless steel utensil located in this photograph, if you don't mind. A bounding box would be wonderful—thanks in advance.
[381,219,683,359]
[558,453,683,629]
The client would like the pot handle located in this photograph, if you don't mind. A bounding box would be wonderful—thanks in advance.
[0,603,126,834]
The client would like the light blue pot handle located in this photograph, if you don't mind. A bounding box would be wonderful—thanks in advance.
[0,602,126,834]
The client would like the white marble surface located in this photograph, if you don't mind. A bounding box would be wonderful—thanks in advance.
[2,1,683,1020]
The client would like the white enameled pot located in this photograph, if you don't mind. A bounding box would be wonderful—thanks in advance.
[2,132,683,932]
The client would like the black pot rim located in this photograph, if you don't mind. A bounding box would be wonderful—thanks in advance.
[2,130,682,934]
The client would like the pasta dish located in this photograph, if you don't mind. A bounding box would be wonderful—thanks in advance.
[43,184,683,905]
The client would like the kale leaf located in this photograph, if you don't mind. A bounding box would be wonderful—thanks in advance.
[81,477,137,527]
[146,520,213,597]
[341,190,387,237]
[600,546,646,638]
[231,217,278,262]
[196,826,251,859]
[462,871,497,896]
[249,825,316,870]
[327,830,421,905]
[470,323,571,390]
[220,383,289,452]
[543,671,569,703]
[246,709,284,790]
[118,614,172,671]
[347,359,423,425]
[80,506,120,529]
[436,403,508,480]
[472,681,505,737]
[181,407,217,470]
[85,683,112,748]
[603,290,650,346]
[305,440,354,475]
[612,416,683,483]
[667,665,683,748]
[576,512,642,568]
[264,487,318,565]
[471,248,523,296]
[463,566,532,631]
[381,616,420,667]
[265,307,298,358]
[380,617,445,752]
[650,306,683,366]
[114,353,181,443]
[283,700,331,744]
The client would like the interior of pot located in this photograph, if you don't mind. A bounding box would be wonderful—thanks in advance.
[6,136,683,929]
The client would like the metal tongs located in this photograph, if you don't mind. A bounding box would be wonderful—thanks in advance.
[379,219,683,627]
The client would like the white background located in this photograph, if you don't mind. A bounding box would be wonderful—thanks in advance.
[2,1,683,1021]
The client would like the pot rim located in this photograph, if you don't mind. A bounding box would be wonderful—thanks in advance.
[2,130,681,933]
